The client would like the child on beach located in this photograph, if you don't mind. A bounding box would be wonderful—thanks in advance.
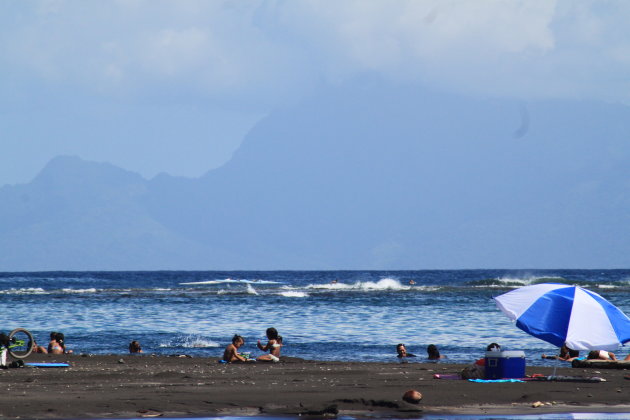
[48,332,63,354]
[223,335,252,363]
[257,328,282,362]
[48,332,73,354]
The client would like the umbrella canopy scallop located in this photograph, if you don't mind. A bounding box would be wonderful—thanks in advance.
[494,283,630,351]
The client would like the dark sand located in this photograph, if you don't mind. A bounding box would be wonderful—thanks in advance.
[1,354,629,418]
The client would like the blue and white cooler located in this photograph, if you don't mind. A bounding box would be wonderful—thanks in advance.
[484,350,526,379]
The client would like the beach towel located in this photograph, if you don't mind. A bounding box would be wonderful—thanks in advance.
[25,362,70,368]
[468,379,525,383]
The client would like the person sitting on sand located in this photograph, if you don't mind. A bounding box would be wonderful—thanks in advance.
[473,343,501,366]
[257,328,282,362]
[542,344,578,362]
[48,332,73,354]
[396,343,416,358]
[48,331,63,354]
[223,335,252,363]
[427,344,446,360]
[461,343,502,379]
[129,340,143,354]
[587,350,617,361]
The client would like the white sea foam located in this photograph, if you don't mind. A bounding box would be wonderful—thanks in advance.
[279,291,308,298]
[306,278,411,292]
[246,284,259,295]
[0,287,47,295]
[61,288,99,294]
[180,278,239,285]
[414,285,441,292]
[180,278,281,285]
[159,335,220,349]
[473,275,566,288]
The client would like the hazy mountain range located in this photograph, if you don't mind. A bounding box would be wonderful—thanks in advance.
[2,80,629,270]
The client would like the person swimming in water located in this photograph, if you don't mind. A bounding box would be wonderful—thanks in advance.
[129,340,143,354]
[426,344,446,360]
[396,343,416,358]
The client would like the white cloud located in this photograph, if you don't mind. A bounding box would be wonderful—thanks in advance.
[1,0,630,104]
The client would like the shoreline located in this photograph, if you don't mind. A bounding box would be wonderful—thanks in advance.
[0,354,628,419]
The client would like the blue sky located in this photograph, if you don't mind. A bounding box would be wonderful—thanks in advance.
[2,0,630,186]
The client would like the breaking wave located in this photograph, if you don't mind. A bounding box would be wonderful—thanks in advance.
[180,278,282,285]
[306,278,412,292]
[61,288,99,294]
[467,276,567,288]
[0,287,47,295]
[159,335,220,349]
[279,291,308,298]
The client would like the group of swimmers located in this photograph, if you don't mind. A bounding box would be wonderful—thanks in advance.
[396,343,447,360]
[222,327,282,363]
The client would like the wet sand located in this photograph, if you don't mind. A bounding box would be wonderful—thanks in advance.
[0,354,629,418]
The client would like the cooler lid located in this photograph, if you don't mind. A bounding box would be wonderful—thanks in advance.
[485,350,525,358]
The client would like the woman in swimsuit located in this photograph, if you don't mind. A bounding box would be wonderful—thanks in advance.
[257,327,282,362]
[48,332,72,354]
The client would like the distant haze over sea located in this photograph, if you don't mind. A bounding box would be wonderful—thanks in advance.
[1,80,629,270]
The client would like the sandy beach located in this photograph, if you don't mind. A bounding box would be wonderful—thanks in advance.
[0,354,628,419]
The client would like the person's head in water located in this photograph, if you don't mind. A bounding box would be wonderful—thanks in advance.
[486,343,501,351]
[266,328,278,340]
[129,340,142,353]
[232,334,244,348]
[427,344,441,360]
[396,343,408,357]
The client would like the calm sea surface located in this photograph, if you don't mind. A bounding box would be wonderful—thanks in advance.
[3,270,630,366]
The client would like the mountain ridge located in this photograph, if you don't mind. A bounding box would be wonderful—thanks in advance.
[2,82,629,270]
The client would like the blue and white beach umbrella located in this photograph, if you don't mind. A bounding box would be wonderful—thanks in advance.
[494,283,630,351]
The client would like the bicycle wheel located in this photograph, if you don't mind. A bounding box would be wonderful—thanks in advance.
[8,328,34,359]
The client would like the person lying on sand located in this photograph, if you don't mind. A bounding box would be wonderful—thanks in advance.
[223,335,253,363]
[542,344,578,362]
[588,350,617,361]
[257,328,282,362]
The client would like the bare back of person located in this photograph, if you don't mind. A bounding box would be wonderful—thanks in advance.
[257,328,282,362]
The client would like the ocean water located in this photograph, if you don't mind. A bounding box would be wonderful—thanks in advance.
[3,270,630,366]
